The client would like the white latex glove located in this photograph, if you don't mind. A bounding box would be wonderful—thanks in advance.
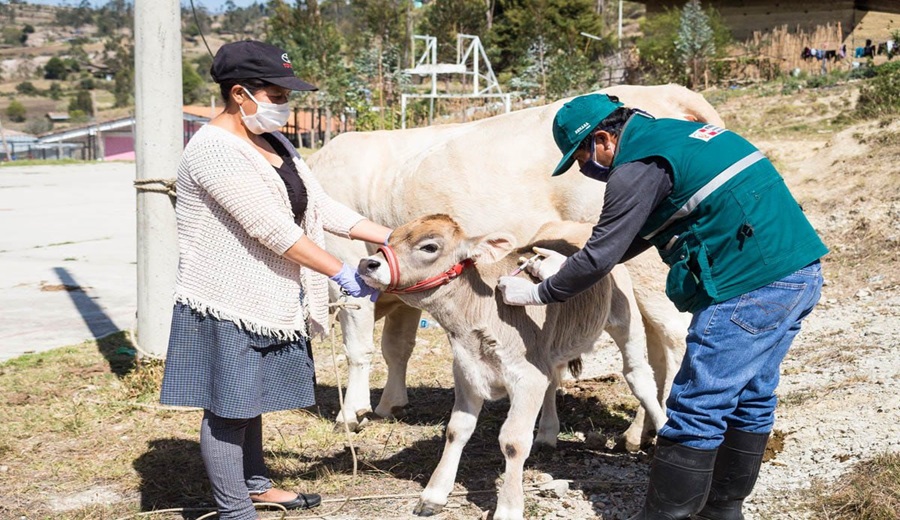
[497,276,545,306]
[527,247,568,281]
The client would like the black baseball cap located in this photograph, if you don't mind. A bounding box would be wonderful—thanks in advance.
[210,40,318,92]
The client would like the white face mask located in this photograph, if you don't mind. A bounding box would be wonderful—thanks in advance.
[239,87,291,135]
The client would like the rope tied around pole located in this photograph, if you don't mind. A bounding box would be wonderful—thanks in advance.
[134,178,177,199]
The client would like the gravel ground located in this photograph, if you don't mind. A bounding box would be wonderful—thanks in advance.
[544,283,900,520]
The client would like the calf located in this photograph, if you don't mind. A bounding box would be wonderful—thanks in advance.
[358,214,660,520]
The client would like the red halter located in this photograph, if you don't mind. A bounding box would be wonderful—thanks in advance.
[377,245,475,294]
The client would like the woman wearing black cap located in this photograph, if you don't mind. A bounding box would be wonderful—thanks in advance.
[159,40,392,520]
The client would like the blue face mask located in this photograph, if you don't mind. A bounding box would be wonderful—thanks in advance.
[579,138,611,182]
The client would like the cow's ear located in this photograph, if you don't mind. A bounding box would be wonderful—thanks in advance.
[467,232,516,265]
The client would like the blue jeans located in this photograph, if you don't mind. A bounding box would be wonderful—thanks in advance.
[657,261,824,449]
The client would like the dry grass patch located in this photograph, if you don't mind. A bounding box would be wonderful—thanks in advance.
[807,452,900,520]
[0,323,641,519]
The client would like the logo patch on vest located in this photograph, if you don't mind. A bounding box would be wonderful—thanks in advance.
[689,124,727,142]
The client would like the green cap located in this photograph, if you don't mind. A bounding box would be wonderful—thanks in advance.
[551,93,623,176]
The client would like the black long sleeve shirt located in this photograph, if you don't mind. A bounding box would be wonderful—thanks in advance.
[537,157,674,304]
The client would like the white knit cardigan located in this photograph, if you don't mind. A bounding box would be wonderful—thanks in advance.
[173,124,365,340]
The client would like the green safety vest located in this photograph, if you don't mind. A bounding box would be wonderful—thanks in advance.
[612,114,828,313]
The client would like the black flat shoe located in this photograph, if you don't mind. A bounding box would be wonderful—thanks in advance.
[253,492,321,510]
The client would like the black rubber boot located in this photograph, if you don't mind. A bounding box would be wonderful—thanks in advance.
[629,437,718,520]
[694,429,770,520]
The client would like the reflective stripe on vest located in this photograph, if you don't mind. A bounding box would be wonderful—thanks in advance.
[642,150,767,241]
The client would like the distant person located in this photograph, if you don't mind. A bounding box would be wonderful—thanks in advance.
[497,93,827,519]
[159,40,392,520]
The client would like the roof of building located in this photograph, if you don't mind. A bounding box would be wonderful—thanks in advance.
[183,104,225,120]
[45,112,70,121]
[37,111,211,144]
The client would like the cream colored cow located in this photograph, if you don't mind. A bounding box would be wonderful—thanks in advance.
[309,84,714,447]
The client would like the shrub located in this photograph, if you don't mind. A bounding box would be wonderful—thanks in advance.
[2,27,23,45]
[856,62,900,119]
[6,99,26,122]
[15,81,38,96]
[849,65,877,80]
[25,117,52,135]
[47,82,63,100]
[68,90,93,117]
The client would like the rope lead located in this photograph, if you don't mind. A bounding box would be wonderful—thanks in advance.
[134,178,177,199]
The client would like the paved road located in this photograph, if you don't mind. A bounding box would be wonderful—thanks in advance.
[0,162,142,362]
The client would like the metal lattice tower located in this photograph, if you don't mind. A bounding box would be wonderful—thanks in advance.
[401,34,511,129]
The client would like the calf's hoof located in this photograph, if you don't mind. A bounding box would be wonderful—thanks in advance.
[333,411,371,433]
[614,434,643,453]
[413,498,444,516]
[532,439,557,452]
[374,404,408,420]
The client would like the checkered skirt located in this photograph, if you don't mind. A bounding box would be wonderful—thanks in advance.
[160,303,316,419]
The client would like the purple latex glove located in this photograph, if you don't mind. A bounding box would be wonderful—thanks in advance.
[329,262,379,302]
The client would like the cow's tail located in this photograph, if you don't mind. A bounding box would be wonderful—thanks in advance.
[567,357,583,379]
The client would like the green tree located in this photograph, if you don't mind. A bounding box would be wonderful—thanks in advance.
[268,0,352,124]
[493,0,609,98]
[350,0,409,54]
[182,60,205,105]
[222,0,265,35]
[68,89,93,117]
[508,38,547,97]
[54,0,94,29]
[194,53,213,82]
[421,0,488,63]
[95,0,133,37]
[66,41,90,70]
[103,35,134,107]
[182,3,211,38]
[676,0,715,88]
[636,4,731,86]
[348,41,409,130]
[44,56,68,80]
[6,99,26,122]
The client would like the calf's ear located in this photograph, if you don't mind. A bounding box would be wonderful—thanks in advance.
[467,232,516,265]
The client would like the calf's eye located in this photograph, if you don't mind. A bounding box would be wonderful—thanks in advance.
[420,243,439,253]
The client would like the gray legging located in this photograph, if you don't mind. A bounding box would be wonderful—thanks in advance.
[200,410,272,520]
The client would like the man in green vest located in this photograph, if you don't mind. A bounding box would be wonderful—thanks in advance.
[497,93,827,520]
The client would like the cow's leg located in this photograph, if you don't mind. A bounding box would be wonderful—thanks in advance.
[375,303,422,418]
[333,293,377,431]
[535,370,562,448]
[606,266,667,451]
[641,300,689,426]
[415,370,484,516]
[494,369,548,520]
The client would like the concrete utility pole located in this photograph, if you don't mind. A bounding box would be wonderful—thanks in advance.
[134,0,182,357]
